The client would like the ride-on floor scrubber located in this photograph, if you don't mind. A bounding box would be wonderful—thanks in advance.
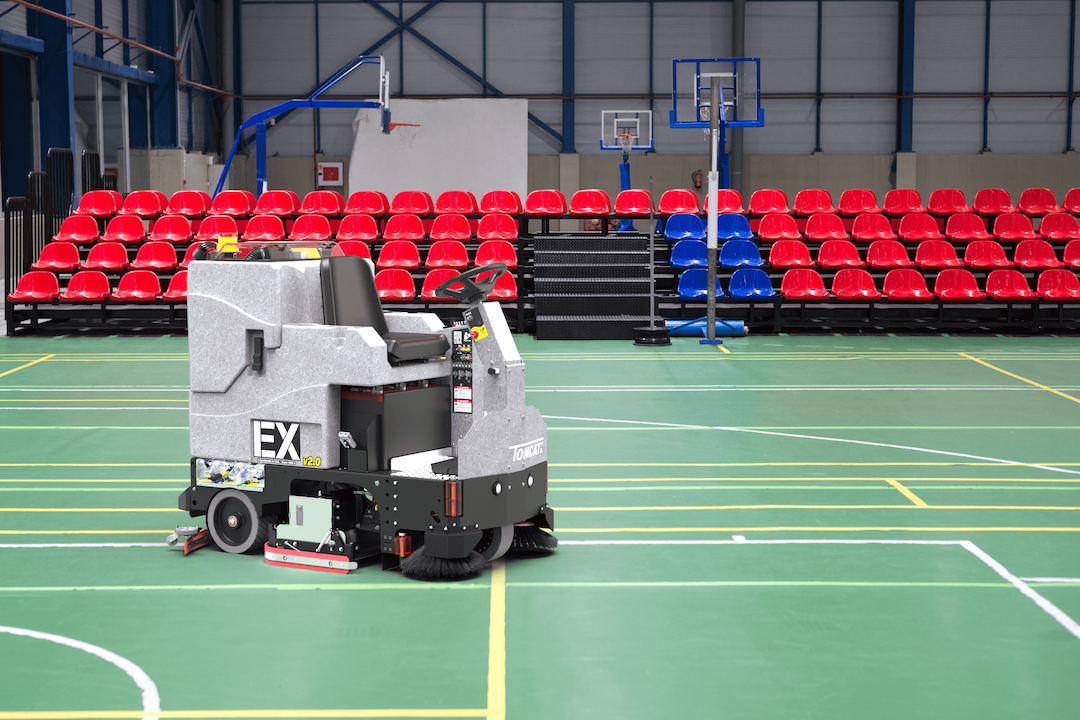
[174,247,556,580]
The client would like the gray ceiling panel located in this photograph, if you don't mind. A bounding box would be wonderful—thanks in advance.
[576,3,651,96]
[745,2,816,94]
[988,1,1070,92]
[915,1,985,93]
[987,97,1069,153]
[913,98,984,154]
[821,1,897,94]
[820,98,895,154]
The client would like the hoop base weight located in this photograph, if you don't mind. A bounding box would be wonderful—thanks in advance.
[633,325,672,346]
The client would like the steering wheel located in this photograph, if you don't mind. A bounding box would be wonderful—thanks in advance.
[434,263,508,304]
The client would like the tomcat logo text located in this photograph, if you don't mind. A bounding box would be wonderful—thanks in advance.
[509,437,544,462]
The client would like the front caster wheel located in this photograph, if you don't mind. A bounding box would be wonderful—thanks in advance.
[206,489,268,554]
[475,524,515,562]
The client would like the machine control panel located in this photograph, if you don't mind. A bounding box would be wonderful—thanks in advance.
[451,325,473,414]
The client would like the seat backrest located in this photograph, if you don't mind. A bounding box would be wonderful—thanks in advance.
[331,240,372,259]
[985,269,1031,295]
[374,268,416,299]
[569,189,612,216]
[805,213,849,240]
[1037,268,1080,295]
[435,191,479,215]
[883,268,929,295]
[14,270,60,297]
[68,270,111,295]
[475,240,517,269]
[1018,187,1060,216]
[945,213,990,239]
[85,241,128,265]
[717,213,754,240]
[116,269,161,295]
[421,268,461,299]
[883,188,925,215]
[336,214,379,242]
[149,215,192,241]
[390,191,434,215]
[832,268,877,295]
[195,215,239,241]
[780,268,826,295]
[134,241,174,264]
[748,189,790,215]
[973,188,1015,215]
[915,239,959,263]
[838,189,880,215]
[209,190,256,216]
[166,191,212,217]
[818,239,860,263]
[430,213,472,241]
[676,268,719,298]
[934,268,980,294]
[1063,188,1080,214]
[663,213,706,240]
[383,213,426,241]
[479,190,523,215]
[321,256,389,334]
[1064,239,1080,266]
[993,212,1036,239]
[657,189,700,215]
[76,190,123,216]
[794,189,835,216]
[927,188,969,215]
[728,267,774,295]
[899,213,943,240]
[524,189,568,216]
[55,215,101,242]
[37,242,80,265]
[1015,239,1059,263]
[299,190,345,216]
[104,215,147,242]
[614,189,653,216]
[476,213,518,240]
[768,240,813,266]
[344,191,390,216]
[242,215,285,240]
[289,214,332,240]
[719,240,762,267]
[964,240,1008,264]
[704,189,745,214]
[377,240,421,268]
[1038,212,1080,239]
[866,239,910,265]
[851,212,896,240]
[426,240,469,268]
[121,190,167,217]
[670,239,708,268]
[757,213,801,240]
[253,190,298,216]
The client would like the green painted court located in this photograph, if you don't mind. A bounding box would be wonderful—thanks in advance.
[1,332,1079,720]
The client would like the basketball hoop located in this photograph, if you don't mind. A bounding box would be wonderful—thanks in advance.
[617,133,637,154]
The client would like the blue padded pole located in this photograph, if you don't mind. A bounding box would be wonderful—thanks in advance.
[618,162,636,232]
[255,122,267,196]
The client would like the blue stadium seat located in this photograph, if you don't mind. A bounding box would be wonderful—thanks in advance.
[677,268,724,300]
[664,213,706,241]
[670,240,708,268]
[727,268,777,299]
[719,239,765,268]
[717,213,754,240]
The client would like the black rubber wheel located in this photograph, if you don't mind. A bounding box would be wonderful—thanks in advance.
[474,524,514,561]
[206,489,268,554]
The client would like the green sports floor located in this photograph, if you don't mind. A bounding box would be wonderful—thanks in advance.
[1,332,1078,720]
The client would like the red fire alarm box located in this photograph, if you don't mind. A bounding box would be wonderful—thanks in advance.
[317,162,343,187]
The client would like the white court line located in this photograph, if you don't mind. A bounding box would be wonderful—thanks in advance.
[1021,577,1080,583]
[561,538,1080,641]
[0,625,161,720]
[541,414,1080,476]
[0,543,164,548]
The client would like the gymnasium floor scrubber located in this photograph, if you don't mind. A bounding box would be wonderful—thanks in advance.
[174,245,555,580]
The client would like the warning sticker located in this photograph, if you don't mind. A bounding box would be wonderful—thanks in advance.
[470,324,489,341]
[454,386,472,400]
[453,399,473,414]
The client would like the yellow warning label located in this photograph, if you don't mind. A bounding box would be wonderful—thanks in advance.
[471,324,489,341]
[216,235,239,253]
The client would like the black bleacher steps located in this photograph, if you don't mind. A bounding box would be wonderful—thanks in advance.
[532,292,651,316]
[535,315,663,341]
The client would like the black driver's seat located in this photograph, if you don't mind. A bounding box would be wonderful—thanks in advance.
[320,256,450,362]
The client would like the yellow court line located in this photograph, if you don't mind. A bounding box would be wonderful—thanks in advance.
[552,504,1080,512]
[549,477,1080,483]
[557,526,1080,533]
[550,462,1080,468]
[0,711,487,719]
[885,479,929,507]
[0,354,57,380]
[959,352,1080,406]
[486,560,506,720]
[718,345,732,354]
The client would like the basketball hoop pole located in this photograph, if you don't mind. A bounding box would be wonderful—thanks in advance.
[702,76,722,345]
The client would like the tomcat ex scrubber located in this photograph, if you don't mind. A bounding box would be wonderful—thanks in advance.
[174,243,555,581]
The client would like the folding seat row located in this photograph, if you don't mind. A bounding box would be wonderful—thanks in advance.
[362,240,517,271]
[676,267,777,300]
[775,267,1080,302]
[374,268,518,302]
[663,213,754,241]
[32,241,183,273]
[758,238,1078,271]
[7,270,187,303]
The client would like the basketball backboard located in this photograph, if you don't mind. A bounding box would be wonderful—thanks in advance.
[601,110,654,151]
[670,58,763,129]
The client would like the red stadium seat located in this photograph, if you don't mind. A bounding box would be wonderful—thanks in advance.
[420,268,461,301]
[32,242,80,272]
[992,213,1039,241]
[130,242,178,271]
[345,191,390,216]
[330,241,372,259]
[964,240,1012,270]
[614,190,653,217]
[780,268,828,299]
[1065,240,1080,270]
[657,189,700,216]
[524,189,568,216]
[288,215,333,242]
[53,215,100,244]
[163,271,188,301]
[73,190,123,219]
[973,188,1016,217]
[883,189,926,217]
[376,240,421,270]
[209,190,256,217]
[382,214,426,242]
[195,215,239,242]
[934,269,985,301]
[748,189,790,217]
[1063,188,1080,215]
[253,190,298,217]
[7,271,59,302]
[927,189,971,216]
[166,191,212,218]
[375,268,415,300]
[476,213,518,240]
[112,270,161,301]
[335,214,379,242]
[882,268,933,300]
[81,242,129,271]
[915,240,963,269]
[1014,239,1064,270]
[430,214,472,241]
[148,215,193,244]
[832,268,880,300]
[838,189,881,216]
[299,190,345,216]
[757,213,801,241]
[180,243,203,269]
[475,240,517,270]
[425,241,469,270]
[794,189,836,216]
[102,215,147,245]
[898,213,945,241]
[241,215,286,242]
[569,189,612,216]
[479,190,523,215]
[767,240,814,269]
[1018,187,1062,217]
[60,270,111,302]
[805,214,849,241]
[851,213,897,241]
[120,190,168,218]
[435,191,479,215]
[703,189,745,215]
[1037,212,1080,240]
[817,240,863,269]
[488,271,518,301]
[1037,269,1080,300]
[985,269,1036,301]
[866,239,914,269]
[944,213,991,241]
[390,191,434,215]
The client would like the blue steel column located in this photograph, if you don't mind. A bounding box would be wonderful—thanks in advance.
[149,0,178,147]
[1066,0,1075,152]
[982,0,991,152]
[94,0,103,57]
[35,0,76,166]
[562,0,575,153]
[896,0,914,152]
[255,122,268,195]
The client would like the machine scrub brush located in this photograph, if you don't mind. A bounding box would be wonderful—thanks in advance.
[399,546,486,581]
[509,524,558,553]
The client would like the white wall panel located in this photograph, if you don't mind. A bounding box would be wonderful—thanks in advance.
[821,2,895,94]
